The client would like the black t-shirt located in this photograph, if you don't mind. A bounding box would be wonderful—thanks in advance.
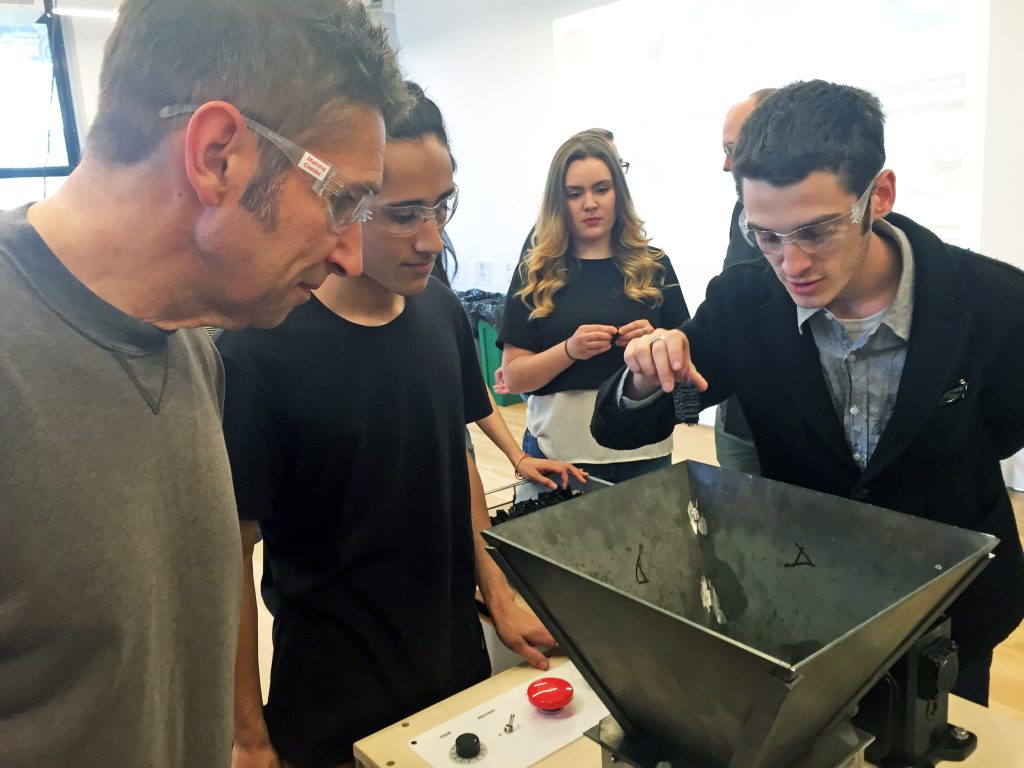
[498,252,689,396]
[217,278,492,766]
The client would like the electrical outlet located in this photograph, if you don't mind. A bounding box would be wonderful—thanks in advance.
[476,260,492,285]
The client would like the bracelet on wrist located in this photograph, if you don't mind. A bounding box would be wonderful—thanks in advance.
[564,339,579,362]
[514,453,530,478]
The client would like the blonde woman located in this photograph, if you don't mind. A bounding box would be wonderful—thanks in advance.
[498,134,689,482]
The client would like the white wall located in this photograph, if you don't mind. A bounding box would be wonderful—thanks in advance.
[60,0,1022,292]
[62,15,116,142]
[394,0,1021,300]
[391,0,607,292]
[984,1,1024,489]
[980,0,1024,264]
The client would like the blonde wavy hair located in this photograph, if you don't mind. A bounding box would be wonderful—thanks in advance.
[517,134,670,319]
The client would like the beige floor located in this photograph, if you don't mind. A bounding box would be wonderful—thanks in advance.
[252,401,1024,723]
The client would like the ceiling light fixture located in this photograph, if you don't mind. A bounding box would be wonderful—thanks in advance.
[52,6,117,20]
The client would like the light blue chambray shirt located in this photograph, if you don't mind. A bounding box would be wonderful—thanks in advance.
[797,219,915,469]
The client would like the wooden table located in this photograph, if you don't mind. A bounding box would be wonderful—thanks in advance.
[354,657,1024,768]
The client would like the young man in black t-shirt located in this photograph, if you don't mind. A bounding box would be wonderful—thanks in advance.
[220,87,556,768]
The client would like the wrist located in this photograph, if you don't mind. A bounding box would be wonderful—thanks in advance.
[624,372,658,400]
[233,707,272,748]
[233,725,272,750]
[483,587,518,617]
[513,452,530,478]
[564,338,579,362]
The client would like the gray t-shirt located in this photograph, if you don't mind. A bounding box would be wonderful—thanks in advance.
[0,206,241,767]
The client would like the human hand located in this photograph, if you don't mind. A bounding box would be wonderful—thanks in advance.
[514,455,588,490]
[565,324,618,361]
[232,741,283,768]
[623,328,708,397]
[490,601,556,670]
[493,367,510,395]
[614,319,655,347]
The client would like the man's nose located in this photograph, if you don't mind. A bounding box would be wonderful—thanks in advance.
[780,239,813,274]
[330,222,364,277]
[415,219,443,253]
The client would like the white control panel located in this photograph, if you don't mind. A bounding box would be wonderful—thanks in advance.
[409,662,609,767]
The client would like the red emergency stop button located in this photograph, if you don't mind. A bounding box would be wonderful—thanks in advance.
[526,677,574,712]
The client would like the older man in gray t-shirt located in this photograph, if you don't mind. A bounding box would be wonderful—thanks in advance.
[0,1,406,765]
[0,207,241,766]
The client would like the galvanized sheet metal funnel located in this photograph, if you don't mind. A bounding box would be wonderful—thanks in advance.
[482,461,995,768]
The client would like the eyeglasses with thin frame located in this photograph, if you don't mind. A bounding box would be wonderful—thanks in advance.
[158,104,374,232]
[366,186,459,237]
[738,172,881,256]
[619,159,630,175]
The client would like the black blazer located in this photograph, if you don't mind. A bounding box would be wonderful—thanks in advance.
[592,212,1024,661]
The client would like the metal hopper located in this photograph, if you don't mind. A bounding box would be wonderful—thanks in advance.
[482,461,995,768]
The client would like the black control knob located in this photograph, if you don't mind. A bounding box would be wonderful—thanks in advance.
[455,732,481,759]
[918,638,959,699]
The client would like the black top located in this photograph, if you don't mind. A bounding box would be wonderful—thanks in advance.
[593,212,1024,663]
[520,225,536,263]
[217,278,492,765]
[498,252,689,396]
[721,199,762,440]
[723,199,760,271]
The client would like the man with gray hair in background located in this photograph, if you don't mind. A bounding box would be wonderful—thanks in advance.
[0,2,406,766]
[715,88,777,475]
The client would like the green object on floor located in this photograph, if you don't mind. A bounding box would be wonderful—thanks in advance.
[477,320,522,406]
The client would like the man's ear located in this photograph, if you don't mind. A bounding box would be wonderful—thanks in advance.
[871,169,896,218]
[182,101,258,208]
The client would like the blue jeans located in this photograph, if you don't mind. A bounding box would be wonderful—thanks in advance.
[714,407,761,475]
[522,430,671,484]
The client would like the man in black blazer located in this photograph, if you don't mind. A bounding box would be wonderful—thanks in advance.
[591,79,1024,706]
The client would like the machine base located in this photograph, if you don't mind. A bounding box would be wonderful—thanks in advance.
[586,715,874,768]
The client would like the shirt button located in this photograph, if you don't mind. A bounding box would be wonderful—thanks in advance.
[848,353,857,363]
[850,405,860,415]
[853,452,862,462]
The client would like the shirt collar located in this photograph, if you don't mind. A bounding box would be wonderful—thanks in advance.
[0,205,172,355]
[795,217,915,340]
